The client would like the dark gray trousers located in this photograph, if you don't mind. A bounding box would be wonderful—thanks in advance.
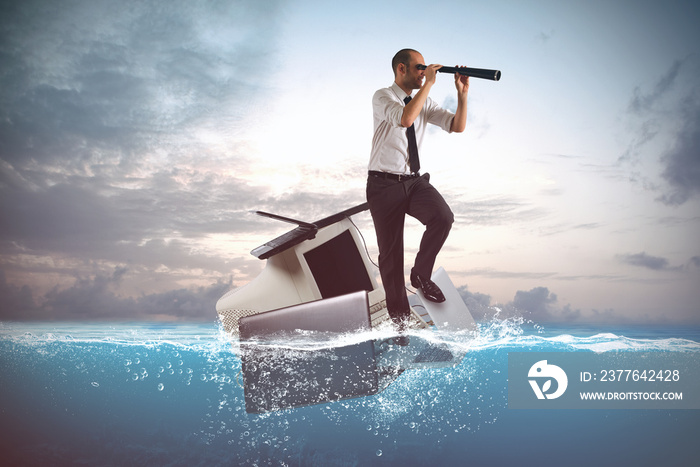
[366,173,454,323]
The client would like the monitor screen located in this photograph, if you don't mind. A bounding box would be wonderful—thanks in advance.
[303,229,374,299]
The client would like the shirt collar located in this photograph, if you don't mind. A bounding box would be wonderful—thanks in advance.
[390,82,411,102]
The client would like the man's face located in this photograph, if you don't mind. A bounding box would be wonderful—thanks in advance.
[402,52,425,90]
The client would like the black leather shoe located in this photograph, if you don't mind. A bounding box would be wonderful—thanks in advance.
[411,272,446,303]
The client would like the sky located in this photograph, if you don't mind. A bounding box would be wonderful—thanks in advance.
[1,0,699,324]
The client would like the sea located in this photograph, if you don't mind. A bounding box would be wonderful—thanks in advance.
[1,319,699,466]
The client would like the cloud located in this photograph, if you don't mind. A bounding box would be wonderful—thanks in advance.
[460,267,555,280]
[0,0,281,170]
[617,252,670,271]
[511,287,556,322]
[657,96,700,205]
[0,166,270,256]
[536,222,602,237]
[0,266,231,321]
[621,57,700,204]
[0,269,37,320]
[458,278,695,325]
[0,0,285,218]
[449,196,545,227]
[508,287,582,323]
[458,283,582,324]
[535,29,555,44]
[619,62,681,172]
[627,60,683,115]
[456,285,492,321]
[0,0,291,320]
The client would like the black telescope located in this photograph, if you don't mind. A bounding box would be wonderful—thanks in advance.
[417,64,501,81]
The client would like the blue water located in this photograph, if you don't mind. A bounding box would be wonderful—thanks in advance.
[1,320,699,466]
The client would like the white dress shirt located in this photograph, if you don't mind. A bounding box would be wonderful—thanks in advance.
[368,82,455,175]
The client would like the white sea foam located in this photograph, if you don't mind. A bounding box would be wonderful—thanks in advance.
[2,320,699,354]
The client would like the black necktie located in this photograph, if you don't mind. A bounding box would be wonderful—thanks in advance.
[403,96,420,173]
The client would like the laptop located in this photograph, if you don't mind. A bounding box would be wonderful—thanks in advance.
[409,267,478,333]
[238,290,382,413]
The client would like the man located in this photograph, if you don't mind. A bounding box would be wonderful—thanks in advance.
[367,48,469,340]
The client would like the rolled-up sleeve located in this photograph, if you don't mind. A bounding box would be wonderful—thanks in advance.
[373,89,404,128]
[425,98,455,133]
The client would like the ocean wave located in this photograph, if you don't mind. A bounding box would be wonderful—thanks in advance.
[2,320,698,354]
[0,322,233,355]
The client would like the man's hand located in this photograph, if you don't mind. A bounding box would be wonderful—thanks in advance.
[402,63,442,128]
[422,64,442,88]
[454,65,470,95]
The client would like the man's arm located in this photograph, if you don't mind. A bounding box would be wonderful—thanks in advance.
[450,70,470,133]
[401,64,441,128]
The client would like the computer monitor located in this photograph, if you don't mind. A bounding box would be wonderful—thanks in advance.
[216,204,389,338]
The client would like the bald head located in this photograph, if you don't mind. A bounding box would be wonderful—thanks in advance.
[392,48,420,76]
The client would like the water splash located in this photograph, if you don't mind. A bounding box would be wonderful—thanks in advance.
[1,320,699,465]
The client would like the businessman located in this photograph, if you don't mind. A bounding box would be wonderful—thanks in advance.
[367,48,469,340]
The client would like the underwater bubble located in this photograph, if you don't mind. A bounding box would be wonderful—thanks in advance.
[91,381,99,388]
[157,383,164,391]
[376,450,383,457]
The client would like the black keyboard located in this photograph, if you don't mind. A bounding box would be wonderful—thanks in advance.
[251,225,317,259]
